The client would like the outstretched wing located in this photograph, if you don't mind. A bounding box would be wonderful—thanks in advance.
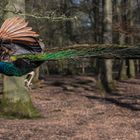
[0,17,43,53]
[0,17,39,44]
[10,44,140,61]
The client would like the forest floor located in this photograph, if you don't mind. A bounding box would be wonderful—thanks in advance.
[0,75,139,140]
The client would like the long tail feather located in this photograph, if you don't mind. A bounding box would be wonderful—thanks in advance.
[10,44,140,61]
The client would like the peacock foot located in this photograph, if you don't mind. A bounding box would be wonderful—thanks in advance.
[24,71,35,90]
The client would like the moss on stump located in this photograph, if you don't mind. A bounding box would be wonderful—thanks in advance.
[1,76,40,118]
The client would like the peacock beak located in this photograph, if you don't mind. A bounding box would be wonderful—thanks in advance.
[10,56,16,61]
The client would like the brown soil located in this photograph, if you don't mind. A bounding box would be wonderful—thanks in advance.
[0,75,139,140]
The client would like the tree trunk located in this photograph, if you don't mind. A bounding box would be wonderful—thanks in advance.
[39,62,49,79]
[32,68,42,88]
[98,0,114,92]
[118,60,128,80]
[1,0,39,118]
[127,0,136,78]
[128,60,135,78]
[117,0,128,80]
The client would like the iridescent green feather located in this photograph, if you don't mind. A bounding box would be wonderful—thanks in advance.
[1,44,140,77]
[10,44,140,61]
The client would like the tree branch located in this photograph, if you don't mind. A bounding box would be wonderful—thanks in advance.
[3,9,77,21]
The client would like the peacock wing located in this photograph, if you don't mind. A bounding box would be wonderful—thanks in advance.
[0,16,39,45]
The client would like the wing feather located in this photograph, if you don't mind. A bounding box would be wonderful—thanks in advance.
[0,16,39,43]
[0,17,20,35]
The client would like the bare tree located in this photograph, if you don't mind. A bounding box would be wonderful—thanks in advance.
[98,0,114,92]
[117,0,128,80]
[128,0,136,78]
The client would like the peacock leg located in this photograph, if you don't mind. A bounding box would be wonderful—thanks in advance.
[24,71,35,89]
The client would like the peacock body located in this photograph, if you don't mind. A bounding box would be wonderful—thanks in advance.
[0,17,140,77]
[0,17,44,76]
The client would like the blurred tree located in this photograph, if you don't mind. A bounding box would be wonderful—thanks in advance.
[127,0,136,78]
[117,0,128,80]
[98,0,114,92]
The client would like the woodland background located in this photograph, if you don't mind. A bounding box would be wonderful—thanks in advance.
[0,0,139,139]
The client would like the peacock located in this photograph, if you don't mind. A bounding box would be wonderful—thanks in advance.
[0,17,140,87]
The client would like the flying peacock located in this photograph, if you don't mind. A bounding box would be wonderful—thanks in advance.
[0,16,140,86]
